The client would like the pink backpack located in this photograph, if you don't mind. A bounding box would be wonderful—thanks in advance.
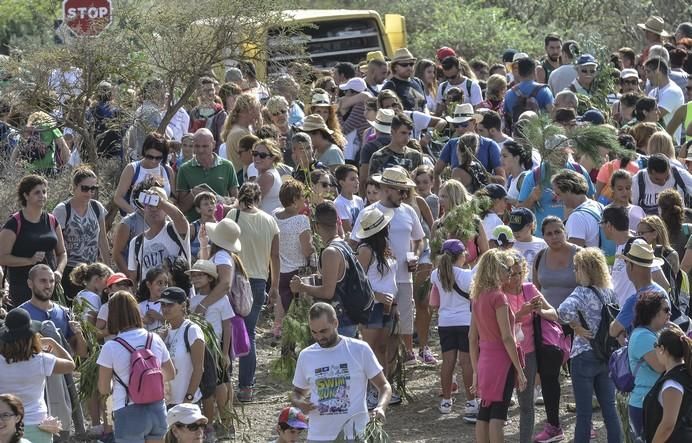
[113,333,164,405]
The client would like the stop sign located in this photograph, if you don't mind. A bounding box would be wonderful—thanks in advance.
[63,0,112,37]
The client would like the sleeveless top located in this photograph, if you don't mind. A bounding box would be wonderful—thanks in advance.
[536,245,579,309]
[361,247,397,301]
[129,162,172,207]
[259,168,282,215]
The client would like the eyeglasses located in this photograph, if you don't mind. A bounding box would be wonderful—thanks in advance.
[80,185,99,193]
[175,422,205,432]
[580,69,596,74]
[397,62,415,67]
[0,413,16,421]
[271,109,288,116]
[144,154,163,161]
[252,151,273,159]
[636,229,654,236]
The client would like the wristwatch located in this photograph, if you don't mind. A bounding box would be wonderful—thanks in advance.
[185,393,194,402]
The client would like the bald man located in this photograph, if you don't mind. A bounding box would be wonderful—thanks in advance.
[176,128,238,219]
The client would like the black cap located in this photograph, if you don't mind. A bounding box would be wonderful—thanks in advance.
[159,287,188,305]
[509,207,536,232]
[0,308,42,343]
[484,183,508,200]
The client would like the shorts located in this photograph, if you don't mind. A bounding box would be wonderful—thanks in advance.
[477,367,515,422]
[365,303,394,330]
[394,283,414,335]
[113,401,167,443]
[438,325,470,353]
[338,323,358,338]
[23,425,53,443]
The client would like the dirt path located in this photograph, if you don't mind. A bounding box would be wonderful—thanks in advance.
[238,315,615,442]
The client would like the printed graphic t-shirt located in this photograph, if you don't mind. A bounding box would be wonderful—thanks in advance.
[292,336,382,441]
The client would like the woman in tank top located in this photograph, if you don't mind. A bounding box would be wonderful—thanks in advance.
[251,138,283,214]
[113,132,174,214]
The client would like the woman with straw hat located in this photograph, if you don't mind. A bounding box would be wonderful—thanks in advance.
[306,89,346,148]
[298,114,345,170]
[354,206,398,408]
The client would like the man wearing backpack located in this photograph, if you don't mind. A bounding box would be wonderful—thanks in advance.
[127,186,190,283]
[503,57,555,132]
[434,56,482,115]
[631,153,692,215]
[609,239,668,343]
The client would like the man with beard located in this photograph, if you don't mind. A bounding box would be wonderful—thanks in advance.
[536,34,562,84]
[19,264,87,357]
[290,302,391,443]
[382,48,427,112]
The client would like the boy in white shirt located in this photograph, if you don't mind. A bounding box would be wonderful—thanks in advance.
[333,164,364,235]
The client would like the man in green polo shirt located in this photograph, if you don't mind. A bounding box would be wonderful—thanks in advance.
[176,128,238,220]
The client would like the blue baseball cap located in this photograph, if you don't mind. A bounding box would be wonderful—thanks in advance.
[577,54,598,65]
[580,109,605,125]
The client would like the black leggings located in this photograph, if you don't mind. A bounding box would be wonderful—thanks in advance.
[537,346,563,427]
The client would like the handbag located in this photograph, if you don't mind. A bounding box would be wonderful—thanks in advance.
[230,316,250,359]
[523,284,571,364]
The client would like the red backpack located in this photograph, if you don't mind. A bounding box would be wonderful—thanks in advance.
[113,333,164,405]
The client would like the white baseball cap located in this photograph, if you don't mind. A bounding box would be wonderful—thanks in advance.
[338,77,367,93]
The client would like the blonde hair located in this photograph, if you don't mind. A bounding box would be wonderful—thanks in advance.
[439,179,469,211]
[253,138,282,165]
[574,247,611,289]
[265,96,289,115]
[486,74,507,101]
[647,131,676,159]
[470,249,515,299]
[640,215,672,249]
[221,94,260,142]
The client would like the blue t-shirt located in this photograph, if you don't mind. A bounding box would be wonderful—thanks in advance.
[628,327,661,407]
[439,136,501,172]
[517,162,595,236]
[19,300,75,339]
[615,283,668,333]
[502,80,555,115]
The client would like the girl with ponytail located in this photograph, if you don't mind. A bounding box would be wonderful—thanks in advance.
[70,262,113,324]
[501,140,534,206]
[643,326,692,442]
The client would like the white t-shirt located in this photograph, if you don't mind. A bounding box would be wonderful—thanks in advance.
[431,267,474,327]
[96,328,171,411]
[658,379,684,405]
[566,200,603,247]
[611,242,662,306]
[648,81,685,143]
[482,213,504,241]
[139,300,163,331]
[435,78,483,107]
[75,289,102,321]
[165,319,204,405]
[96,302,115,341]
[363,253,398,300]
[128,221,191,282]
[351,202,425,283]
[273,211,312,273]
[292,337,382,441]
[548,65,577,95]
[189,294,235,341]
[513,238,547,282]
[334,194,364,227]
[632,167,692,214]
[626,204,646,232]
[0,353,57,425]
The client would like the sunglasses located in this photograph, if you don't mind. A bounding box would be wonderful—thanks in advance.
[176,422,205,432]
[453,121,471,128]
[272,109,288,116]
[144,154,163,161]
[252,151,273,159]
[80,185,99,193]
[580,69,596,74]
[397,62,415,67]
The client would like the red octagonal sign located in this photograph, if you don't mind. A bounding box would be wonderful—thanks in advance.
[63,0,113,37]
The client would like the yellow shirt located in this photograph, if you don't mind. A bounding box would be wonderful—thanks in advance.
[226,208,279,280]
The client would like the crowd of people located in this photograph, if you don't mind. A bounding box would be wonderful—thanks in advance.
[1,12,692,443]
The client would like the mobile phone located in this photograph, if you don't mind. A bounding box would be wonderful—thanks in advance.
[137,193,160,207]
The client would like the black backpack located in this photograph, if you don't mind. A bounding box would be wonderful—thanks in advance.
[62,199,102,226]
[328,241,375,324]
[637,168,692,214]
[578,286,621,362]
[183,322,218,400]
[132,223,189,282]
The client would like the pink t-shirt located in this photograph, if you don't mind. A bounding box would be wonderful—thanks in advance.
[473,289,514,343]
[596,159,640,201]
[505,283,537,354]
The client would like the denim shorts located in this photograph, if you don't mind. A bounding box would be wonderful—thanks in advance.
[113,401,167,443]
[365,303,394,329]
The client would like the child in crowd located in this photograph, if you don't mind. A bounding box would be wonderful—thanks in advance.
[333,164,364,235]
[178,133,195,168]
[271,407,308,443]
[364,177,381,206]
[187,259,234,435]
[70,262,113,324]
[190,192,218,259]
[509,208,547,282]
[607,169,645,232]
[413,165,440,220]
[137,267,168,331]
[95,273,135,340]
[477,183,508,241]
[430,239,476,419]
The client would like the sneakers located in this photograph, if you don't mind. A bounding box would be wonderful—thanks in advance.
[403,351,418,366]
[389,391,402,405]
[535,385,544,405]
[367,386,379,410]
[237,386,254,403]
[438,398,453,414]
[419,346,438,365]
[534,423,565,443]
[203,425,216,443]
[462,398,479,423]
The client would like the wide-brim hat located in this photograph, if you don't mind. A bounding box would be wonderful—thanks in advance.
[310,92,331,107]
[391,48,416,65]
[184,259,219,279]
[366,51,386,63]
[368,109,394,134]
[355,206,394,239]
[618,238,664,268]
[297,114,334,135]
[0,308,42,344]
[372,166,416,189]
[637,16,671,37]
[445,103,479,124]
[206,219,241,253]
